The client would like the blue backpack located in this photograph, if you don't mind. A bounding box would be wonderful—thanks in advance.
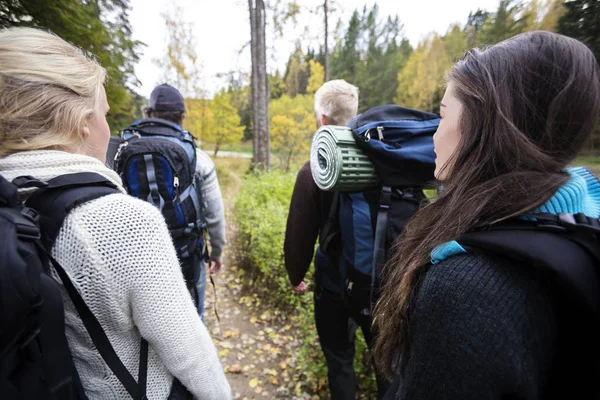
[114,119,208,291]
[320,105,440,311]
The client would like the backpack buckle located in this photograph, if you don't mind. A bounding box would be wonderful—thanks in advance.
[536,219,567,233]
[380,186,392,209]
[12,176,48,189]
[16,207,41,240]
[564,213,600,234]
[533,213,600,234]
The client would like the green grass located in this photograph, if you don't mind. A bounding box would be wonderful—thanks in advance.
[202,141,253,154]
[213,157,251,199]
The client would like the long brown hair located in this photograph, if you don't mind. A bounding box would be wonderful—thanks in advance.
[374,31,600,377]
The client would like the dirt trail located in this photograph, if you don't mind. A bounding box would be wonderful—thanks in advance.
[204,159,314,400]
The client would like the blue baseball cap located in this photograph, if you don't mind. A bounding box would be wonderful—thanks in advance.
[148,84,186,112]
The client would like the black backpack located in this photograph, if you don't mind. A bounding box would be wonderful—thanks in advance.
[458,212,600,314]
[319,106,440,310]
[0,172,148,400]
[457,212,600,397]
[113,119,208,295]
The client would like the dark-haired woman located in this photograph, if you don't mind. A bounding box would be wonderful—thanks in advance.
[375,30,600,399]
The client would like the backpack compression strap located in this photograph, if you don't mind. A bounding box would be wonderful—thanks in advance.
[19,172,149,400]
[458,217,600,313]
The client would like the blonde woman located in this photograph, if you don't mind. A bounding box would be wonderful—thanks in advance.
[0,27,231,399]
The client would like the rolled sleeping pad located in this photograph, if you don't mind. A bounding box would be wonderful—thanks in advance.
[310,125,379,192]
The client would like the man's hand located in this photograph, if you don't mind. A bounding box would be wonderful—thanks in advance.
[209,256,222,274]
[291,280,307,293]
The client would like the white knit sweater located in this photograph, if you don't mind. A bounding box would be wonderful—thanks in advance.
[0,151,231,400]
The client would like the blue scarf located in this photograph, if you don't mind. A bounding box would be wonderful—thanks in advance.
[431,167,600,264]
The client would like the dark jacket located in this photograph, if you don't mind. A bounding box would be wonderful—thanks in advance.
[283,162,338,289]
[385,251,598,400]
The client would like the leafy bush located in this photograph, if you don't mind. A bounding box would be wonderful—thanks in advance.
[234,170,299,306]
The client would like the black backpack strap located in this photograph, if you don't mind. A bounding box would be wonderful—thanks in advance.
[319,191,341,256]
[459,218,600,313]
[124,118,192,143]
[24,173,120,250]
[39,245,147,400]
[369,186,392,313]
[372,186,392,282]
[371,186,426,280]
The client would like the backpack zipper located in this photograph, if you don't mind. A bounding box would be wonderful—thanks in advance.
[364,126,385,141]
[114,141,128,164]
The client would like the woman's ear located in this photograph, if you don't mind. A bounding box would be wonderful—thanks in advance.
[82,123,91,139]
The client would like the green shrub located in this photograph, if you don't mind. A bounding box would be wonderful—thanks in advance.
[234,170,301,307]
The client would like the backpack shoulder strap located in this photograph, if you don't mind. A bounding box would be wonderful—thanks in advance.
[39,245,147,400]
[319,191,341,256]
[372,186,426,279]
[372,186,392,281]
[458,219,600,313]
[25,172,121,250]
[129,118,184,132]
[124,118,191,141]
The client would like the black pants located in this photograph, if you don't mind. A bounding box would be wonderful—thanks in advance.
[314,281,389,400]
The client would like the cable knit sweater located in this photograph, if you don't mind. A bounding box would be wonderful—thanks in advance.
[0,151,231,400]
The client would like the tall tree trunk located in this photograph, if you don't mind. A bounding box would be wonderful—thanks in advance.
[324,0,330,81]
[249,0,270,171]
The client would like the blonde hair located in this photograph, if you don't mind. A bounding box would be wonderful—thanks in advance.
[314,79,359,126]
[0,27,106,158]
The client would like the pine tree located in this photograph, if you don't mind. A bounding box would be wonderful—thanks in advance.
[559,0,600,61]
[478,0,525,45]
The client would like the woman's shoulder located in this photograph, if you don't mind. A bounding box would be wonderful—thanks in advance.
[76,191,163,216]
[418,251,554,319]
[66,192,169,236]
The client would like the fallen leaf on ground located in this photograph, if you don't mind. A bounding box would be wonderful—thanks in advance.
[226,364,242,374]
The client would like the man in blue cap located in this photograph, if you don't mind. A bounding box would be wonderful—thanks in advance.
[114,83,226,322]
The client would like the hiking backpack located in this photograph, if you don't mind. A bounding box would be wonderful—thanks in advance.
[319,105,440,310]
[457,212,600,396]
[458,212,600,314]
[113,118,209,293]
[0,172,148,400]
